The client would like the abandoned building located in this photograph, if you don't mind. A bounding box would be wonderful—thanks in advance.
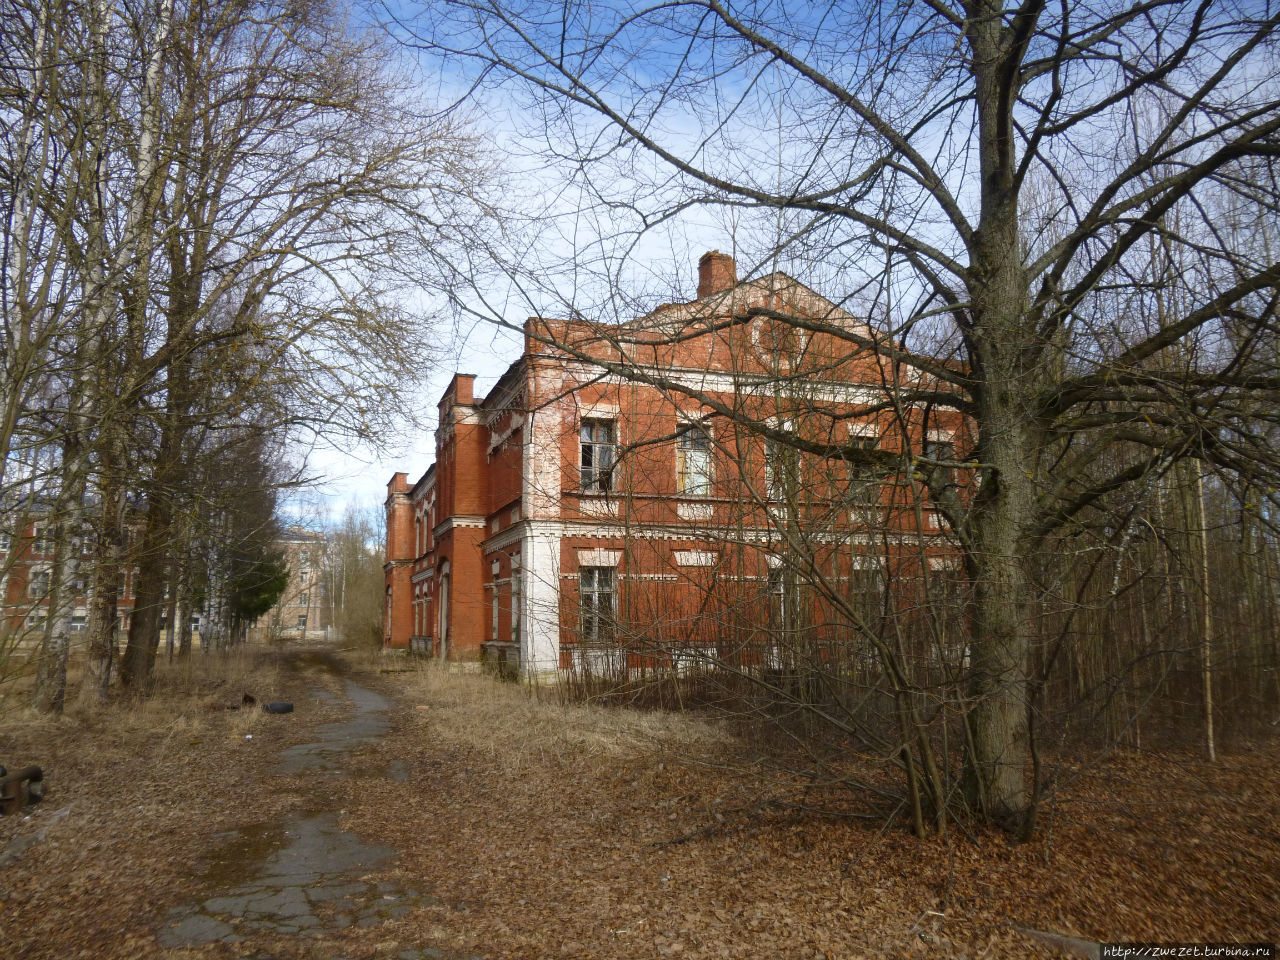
[245,525,329,644]
[1,512,143,654]
[383,251,967,676]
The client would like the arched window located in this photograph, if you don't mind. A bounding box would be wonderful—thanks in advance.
[437,561,451,659]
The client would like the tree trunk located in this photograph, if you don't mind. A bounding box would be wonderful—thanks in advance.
[32,451,87,714]
[119,496,172,688]
[962,423,1035,826]
[176,558,194,658]
[79,487,124,704]
[958,7,1040,831]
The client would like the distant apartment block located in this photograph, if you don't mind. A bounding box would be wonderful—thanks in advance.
[247,525,328,643]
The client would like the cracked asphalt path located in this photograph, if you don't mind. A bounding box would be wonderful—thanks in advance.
[155,653,473,960]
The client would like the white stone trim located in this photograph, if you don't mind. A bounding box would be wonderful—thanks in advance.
[848,421,880,438]
[434,515,487,537]
[519,523,561,676]
[525,371,563,519]
[674,550,716,567]
[560,360,888,406]
[489,517,949,551]
[483,522,526,552]
[578,497,619,518]
[577,548,622,567]
[676,501,714,521]
[487,422,521,456]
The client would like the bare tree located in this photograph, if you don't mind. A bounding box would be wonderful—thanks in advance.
[326,504,386,650]
[2,0,494,706]
[394,0,1280,832]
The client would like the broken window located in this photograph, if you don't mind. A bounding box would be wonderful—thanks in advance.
[677,423,712,496]
[580,419,616,493]
[765,437,800,500]
[510,555,521,643]
[579,566,615,644]
[848,560,886,621]
[848,435,881,525]
[922,438,957,488]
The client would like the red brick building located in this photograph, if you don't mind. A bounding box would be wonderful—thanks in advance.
[1,513,142,652]
[384,252,966,676]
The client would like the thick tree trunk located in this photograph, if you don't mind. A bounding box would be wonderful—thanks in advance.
[80,443,127,703]
[957,6,1041,831]
[176,559,194,658]
[119,498,172,688]
[963,435,1034,826]
[79,525,122,703]
[32,457,87,714]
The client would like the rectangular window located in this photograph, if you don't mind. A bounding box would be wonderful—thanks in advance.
[767,567,785,626]
[922,438,957,487]
[29,569,51,598]
[677,423,712,496]
[300,592,309,605]
[580,420,616,493]
[296,614,307,629]
[491,562,500,642]
[765,438,799,500]
[849,562,885,619]
[300,570,309,584]
[300,550,310,567]
[0,531,11,551]
[579,566,615,643]
[70,615,87,632]
[848,436,880,525]
[33,525,51,555]
[510,556,521,643]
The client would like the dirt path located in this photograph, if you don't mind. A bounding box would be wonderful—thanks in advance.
[0,648,477,960]
[156,670,448,955]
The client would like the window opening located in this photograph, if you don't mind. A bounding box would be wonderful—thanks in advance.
[580,419,616,493]
[579,566,616,644]
[677,423,712,496]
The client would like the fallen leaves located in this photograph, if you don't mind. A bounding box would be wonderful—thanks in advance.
[2,652,1277,959]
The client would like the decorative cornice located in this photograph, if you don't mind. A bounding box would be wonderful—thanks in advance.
[433,515,487,538]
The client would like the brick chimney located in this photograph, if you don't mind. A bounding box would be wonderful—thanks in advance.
[697,250,737,298]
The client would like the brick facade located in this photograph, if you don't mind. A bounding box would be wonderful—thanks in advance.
[1,514,143,651]
[384,253,966,676]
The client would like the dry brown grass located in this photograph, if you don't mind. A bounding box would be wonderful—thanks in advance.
[398,659,731,775]
[0,647,289,759]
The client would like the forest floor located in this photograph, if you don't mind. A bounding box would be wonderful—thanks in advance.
[0,646,1276,960]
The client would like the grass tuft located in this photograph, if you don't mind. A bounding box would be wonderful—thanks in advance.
[399,660,730,776]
